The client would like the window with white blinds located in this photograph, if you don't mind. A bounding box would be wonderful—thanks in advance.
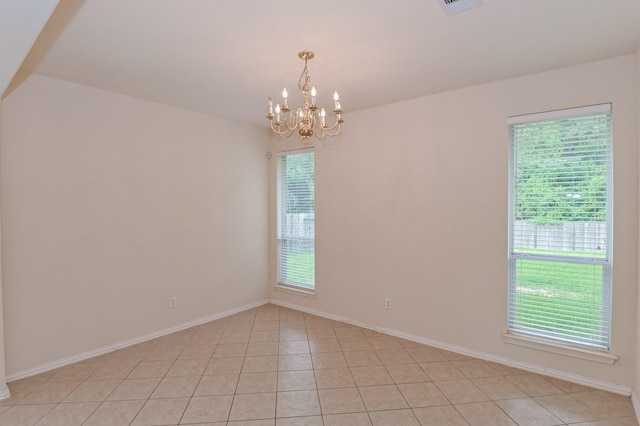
[277,150,315,290]
[507,104,612,350]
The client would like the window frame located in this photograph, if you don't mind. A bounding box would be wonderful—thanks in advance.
[276,148,316,292]
[507,103,613,351]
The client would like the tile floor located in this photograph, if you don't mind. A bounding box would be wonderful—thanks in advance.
[0,304,637,425]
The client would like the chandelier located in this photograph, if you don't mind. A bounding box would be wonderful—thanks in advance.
[266,51,344,140]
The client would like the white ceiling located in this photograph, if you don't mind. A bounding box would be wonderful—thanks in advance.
[0,0,59,97]
[17,0,640,128]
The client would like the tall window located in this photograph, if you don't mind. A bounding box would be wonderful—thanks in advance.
[508,104,612,350]
[277,150,315,290]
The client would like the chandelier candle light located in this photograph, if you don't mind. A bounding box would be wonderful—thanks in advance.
[266,51,343,140]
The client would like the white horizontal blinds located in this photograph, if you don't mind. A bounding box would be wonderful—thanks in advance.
[508,104,612,349]
[277,151,315,290]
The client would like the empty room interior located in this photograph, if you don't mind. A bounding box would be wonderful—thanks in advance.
[1,0,640,424]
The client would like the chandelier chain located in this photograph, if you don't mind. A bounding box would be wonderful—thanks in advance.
[298,59,311,93]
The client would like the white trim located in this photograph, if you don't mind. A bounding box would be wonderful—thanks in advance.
[270,298,632,396]
[502,332,617,365]
[272,284,317,299]
[275,147,314,156]
[507,103,611,124]
[510,252,610,266]
[6,300,269,382]
[0,386,10,401]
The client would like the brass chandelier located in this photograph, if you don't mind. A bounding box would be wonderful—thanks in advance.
[266,51,344,140]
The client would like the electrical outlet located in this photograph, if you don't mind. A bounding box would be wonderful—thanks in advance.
[385,298,392,310]
[169,296,176,308]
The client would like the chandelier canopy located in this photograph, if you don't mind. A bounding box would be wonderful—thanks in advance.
[266,51,343,141]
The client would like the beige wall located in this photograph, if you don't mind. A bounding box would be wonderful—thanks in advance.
[270,55,639,389]
[0,101,7,396]
[636,45,640,410]
[1,74,269,376]
[0,0,61,395]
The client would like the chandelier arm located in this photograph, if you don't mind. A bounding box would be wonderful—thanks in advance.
[270,120,294,138]
[322,115,343,132]
[284,110,301,131]
[313,120,342,140]
[314,125,341,140]
[321,124,342,138]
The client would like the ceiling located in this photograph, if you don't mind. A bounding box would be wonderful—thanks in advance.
[0,0,59,97]
[16,0,640,128]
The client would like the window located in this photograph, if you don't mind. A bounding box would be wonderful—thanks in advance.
[277,150,315,291]
[508,104,612,350]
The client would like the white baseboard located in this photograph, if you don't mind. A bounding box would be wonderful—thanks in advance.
[633,391,640,422]
[6,299,269,383]
[0,386,10,401]
[270,298,633,396]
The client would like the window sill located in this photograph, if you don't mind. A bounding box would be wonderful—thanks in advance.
[272,284,317,299]
[503,332,618,365]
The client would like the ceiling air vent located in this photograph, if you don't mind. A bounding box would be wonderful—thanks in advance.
[439,0,482,15]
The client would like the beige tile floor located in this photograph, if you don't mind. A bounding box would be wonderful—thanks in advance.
[0,304,637,425]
